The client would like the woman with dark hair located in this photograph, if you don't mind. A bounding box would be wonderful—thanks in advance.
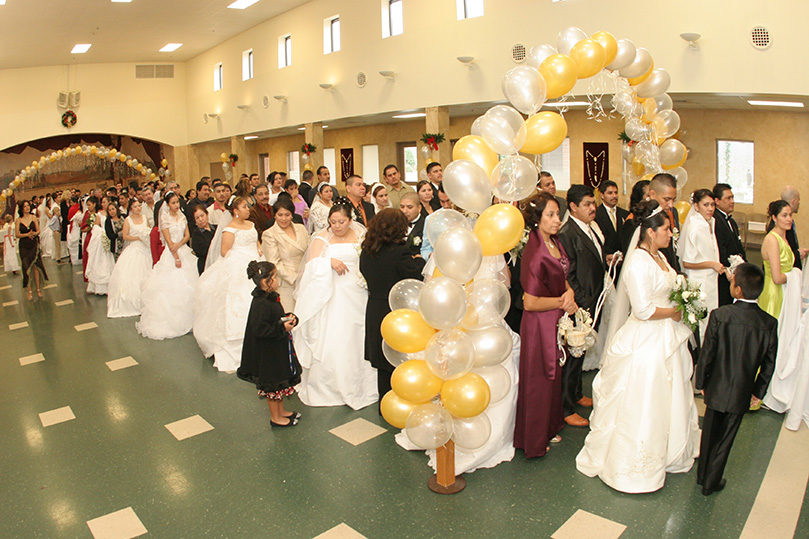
[85,199,116,295]
[576,200,700,493]
[308,183,334,234]
[679,188,724,338]
[619,179,651,253]
[15,200,48,299]
[293,203,377,409]
[359,208,426,399]
[190,204,216,275]
[261,197,310,312]
[284,179,310,228]
[759,199,795,319]
[416,180,435,218]
[107,199,152,318]
[514,193,577,458]
[80,195,99,281]
[104,202,124,260]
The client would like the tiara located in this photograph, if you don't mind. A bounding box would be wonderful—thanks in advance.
[644,205,664,221]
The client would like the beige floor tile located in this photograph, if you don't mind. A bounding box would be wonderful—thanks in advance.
[75,322,99,331]
[9,321,29,330]
[3,300,19,307]
[19,353,45,366]
[314,523,368,539]
[106,357,138,371]
[164,415,214,441]
[0,273,6,277]
[329,418,387,446]
[552,509,627,539]
[42,283,58,289]
[86,507,147,539]
[55,299,74,306]
[39,406,76,427]
[0,284,11,291]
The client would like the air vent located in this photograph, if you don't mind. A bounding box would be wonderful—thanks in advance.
[135,65,175,79]
[356,72,367,88]
[750,26,771,49]
[512,43,526,63]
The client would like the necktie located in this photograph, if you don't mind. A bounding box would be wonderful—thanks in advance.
[587,224,602,258]
[609,207,616,230]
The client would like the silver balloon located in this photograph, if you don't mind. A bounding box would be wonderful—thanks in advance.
[425,329,475,380]
[490,155,538,202]
[442,159,492,214]
[605,38,636,70]
[525,43,557,70]
[470,115,485,137]
[433,227,483,283]
[659,139,686,167]
[622,143,635,163]
[670,167,688,190]
[467,325,514,367]
[654,93,673,112]
[472,365,511,404]
[405,403,453,449]
[479,105,527,155]
[418,277,468,330]
[501,66,547,116]
[460,278,511,330]
[382,339,424,368]
[612,92,637,117]
[556,26,587,56]
[653,109,681,139]
[619,47,652,79]
[425,208,472,245]
[451,413,492,450]
[635,68,671,98]
[389,278,424,311]
[420,145,432,161]
[625,118,649,142]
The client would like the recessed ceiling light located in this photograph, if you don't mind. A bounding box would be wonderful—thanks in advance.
[160,43,183,52]
[392,112,426,119]
[543,101,589,107]
[227,0,260,9]
[111,0,133,3]
[244,135,258,140]
[297,127,306,131]
[71,44,92,54]
[747,100,804,108]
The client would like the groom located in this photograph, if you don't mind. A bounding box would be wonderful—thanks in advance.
[558,185,607,427]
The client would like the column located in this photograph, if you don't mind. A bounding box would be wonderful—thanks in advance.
[230,136,247,180]
[304,122,324,174]
[425,106,450,168]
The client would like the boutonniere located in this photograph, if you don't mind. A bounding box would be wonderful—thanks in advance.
[412,236,421,246]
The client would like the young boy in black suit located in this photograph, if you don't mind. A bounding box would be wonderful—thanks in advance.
[695,263,778,496]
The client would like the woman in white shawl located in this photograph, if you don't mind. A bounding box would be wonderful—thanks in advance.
[38,195,54,258]
[678,188,724,339]
[293,203,377,410]
[307,183,334,234]
[85,199,116,295]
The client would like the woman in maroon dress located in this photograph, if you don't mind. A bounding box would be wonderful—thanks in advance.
[514,193,578,458]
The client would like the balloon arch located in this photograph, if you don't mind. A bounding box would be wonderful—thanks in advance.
[0,145,172,203]
[378,26,687,493]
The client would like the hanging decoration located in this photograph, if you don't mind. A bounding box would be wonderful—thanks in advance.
[301,143,316,156]
[420,133,445,152]
[228,153,238,167]
[61,111,77,128]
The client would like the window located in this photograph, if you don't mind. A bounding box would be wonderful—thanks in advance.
[539,138,571,191]
[717,140,754,204]
[323,15,341,54]
[213,63,223,91]
[278,34,291,68]
[242,49,253,80]
[403,144,418,183]
[287,151,300,181]
[362,145,380,183]
[323,148,337,185]
[456,0,483,20]
[382,0,403,38]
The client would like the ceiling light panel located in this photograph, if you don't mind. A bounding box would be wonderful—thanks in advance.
[392,112,426,119]
[160,43,183,52]
[71,44,92,54]
[747,100,804,108]
[228,0,260,9]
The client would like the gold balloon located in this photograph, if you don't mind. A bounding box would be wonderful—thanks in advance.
[380,390,419,428]
[628,60,654,86]
[640,173,656,183]
[303,163,314,172]
[591,31,618,66]
[391,360,444,404]
[474,203,526,256]
[381,309,437,353]
[631,157,645,177]
[161,158,169,167]
[150,173,157,180]
[452,135,499,175]
[440,372,491,418]
[220,153,228,162]
[539,54,577,99]
[674,200,691,221]
[569,39,606,79]
[520,111,568,155]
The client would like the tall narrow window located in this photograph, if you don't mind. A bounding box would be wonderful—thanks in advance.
[382,0,403,38]
[717,140,754,204]
[213,63,223,91]
[278,34,291,68]
[362,145,380,183]
[323,148,337,185]
[539,138,571,191]
[456,0,483,20]
[242,49,253,81]
[324,15,341,54]
[287,151,300,181]
[403,144,418,183]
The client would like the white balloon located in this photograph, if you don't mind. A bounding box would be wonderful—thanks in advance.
[490,155,538,202]
[467,325,514,367]
[382,339,424,368]
[418,277,468,330]
[425,208,472,245]
[479,105,527,155]
[389,278,424,311]
[654,93,673,112]
[556,26,587,56]
[470,115,485,137]
[425,329,475,380]
[451,413,492,450]
[525,44,557,70]
[653,109,681,139]
[405,403,453,450]
[670,167,688,190]
[605,39,636,70]
[501,66,547,116]
[442,159,492,214]
[619,47,652,79]
[472,365,511,404]
[433,227,483,283]
[461,278,511,330]
[625,118,649,142]
[635,68,671,98]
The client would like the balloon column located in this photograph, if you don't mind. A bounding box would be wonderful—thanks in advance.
[0,145,171,204]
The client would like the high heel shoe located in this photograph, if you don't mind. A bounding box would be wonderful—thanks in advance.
[37,289,43,298]
[27,290,33,301]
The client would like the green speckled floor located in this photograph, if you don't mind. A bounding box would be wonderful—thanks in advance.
[0,258,806,538]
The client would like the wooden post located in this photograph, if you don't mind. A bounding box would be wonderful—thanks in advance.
[427,440,466,494]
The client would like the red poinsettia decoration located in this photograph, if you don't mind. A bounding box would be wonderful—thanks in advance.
[301,143,316,156]
[228,153,238,167]
[420,133,445,152]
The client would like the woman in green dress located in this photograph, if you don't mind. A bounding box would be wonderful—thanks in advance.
[758,200,794,318]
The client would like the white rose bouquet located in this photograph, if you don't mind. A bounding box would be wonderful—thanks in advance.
[669,275,708,333]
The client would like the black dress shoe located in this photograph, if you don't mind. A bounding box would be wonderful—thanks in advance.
[702,478,726,496]
[270,416,298,428]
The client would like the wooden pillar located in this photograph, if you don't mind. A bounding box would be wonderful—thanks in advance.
[427,440,466,494]
[304,122,324,176]
[425,106,451,168]
[230,136,247,180]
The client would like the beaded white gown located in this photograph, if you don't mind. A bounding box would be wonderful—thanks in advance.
[86,215,115,295]
[107,216,153,318]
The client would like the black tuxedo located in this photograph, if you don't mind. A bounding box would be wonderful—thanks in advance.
[406,215,425,256]
[299,182,313,207]
[786,224,802,270]
[695,301,778,491]
[429,183,441,211]
[714,209,747,306]
[558,218,607,416]
[594,204,629,255]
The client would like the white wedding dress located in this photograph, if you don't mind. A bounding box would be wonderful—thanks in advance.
[576,249,700,493]
[38,202,54,258]
[293,230,378,410]
[678,210,720,339]
[107,216,153,318]
[193,224,260,372]
[136,213,198,340]
[68,209,83,266]
[86,215,116,295]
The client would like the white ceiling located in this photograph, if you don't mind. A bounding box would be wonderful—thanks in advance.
[0,0,310,69]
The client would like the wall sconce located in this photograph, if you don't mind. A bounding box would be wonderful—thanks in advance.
[379,70,396,80]
[236,104,250,110]
[319,83,334,91]
[680,33,701,49]
[203,112,219,123]
[457,56,476,65]
[273,95,288,103]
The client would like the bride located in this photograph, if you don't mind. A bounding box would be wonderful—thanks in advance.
[576,200,700,493]
[107,199,153,318]
[293,203,378,410]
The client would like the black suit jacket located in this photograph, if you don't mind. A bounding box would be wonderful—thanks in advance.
[594,204,629,255]
[558,219,607,328]
[786,224,802,270]
[429,183,441,211]
[406,215,425,256]
[714,210,746,266]
[352,200,375,227]
[696,301,778,414]
[299,182,313,207]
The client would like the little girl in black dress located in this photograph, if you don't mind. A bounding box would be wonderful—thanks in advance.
[237,260,302,427]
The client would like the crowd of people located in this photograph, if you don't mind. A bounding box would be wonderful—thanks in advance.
[1,163,806,495]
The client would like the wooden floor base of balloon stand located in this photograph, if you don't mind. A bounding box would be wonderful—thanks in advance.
[428,441,466,494]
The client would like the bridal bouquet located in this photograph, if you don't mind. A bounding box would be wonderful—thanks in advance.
[669,275,708,332]
[558,308,596,361]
